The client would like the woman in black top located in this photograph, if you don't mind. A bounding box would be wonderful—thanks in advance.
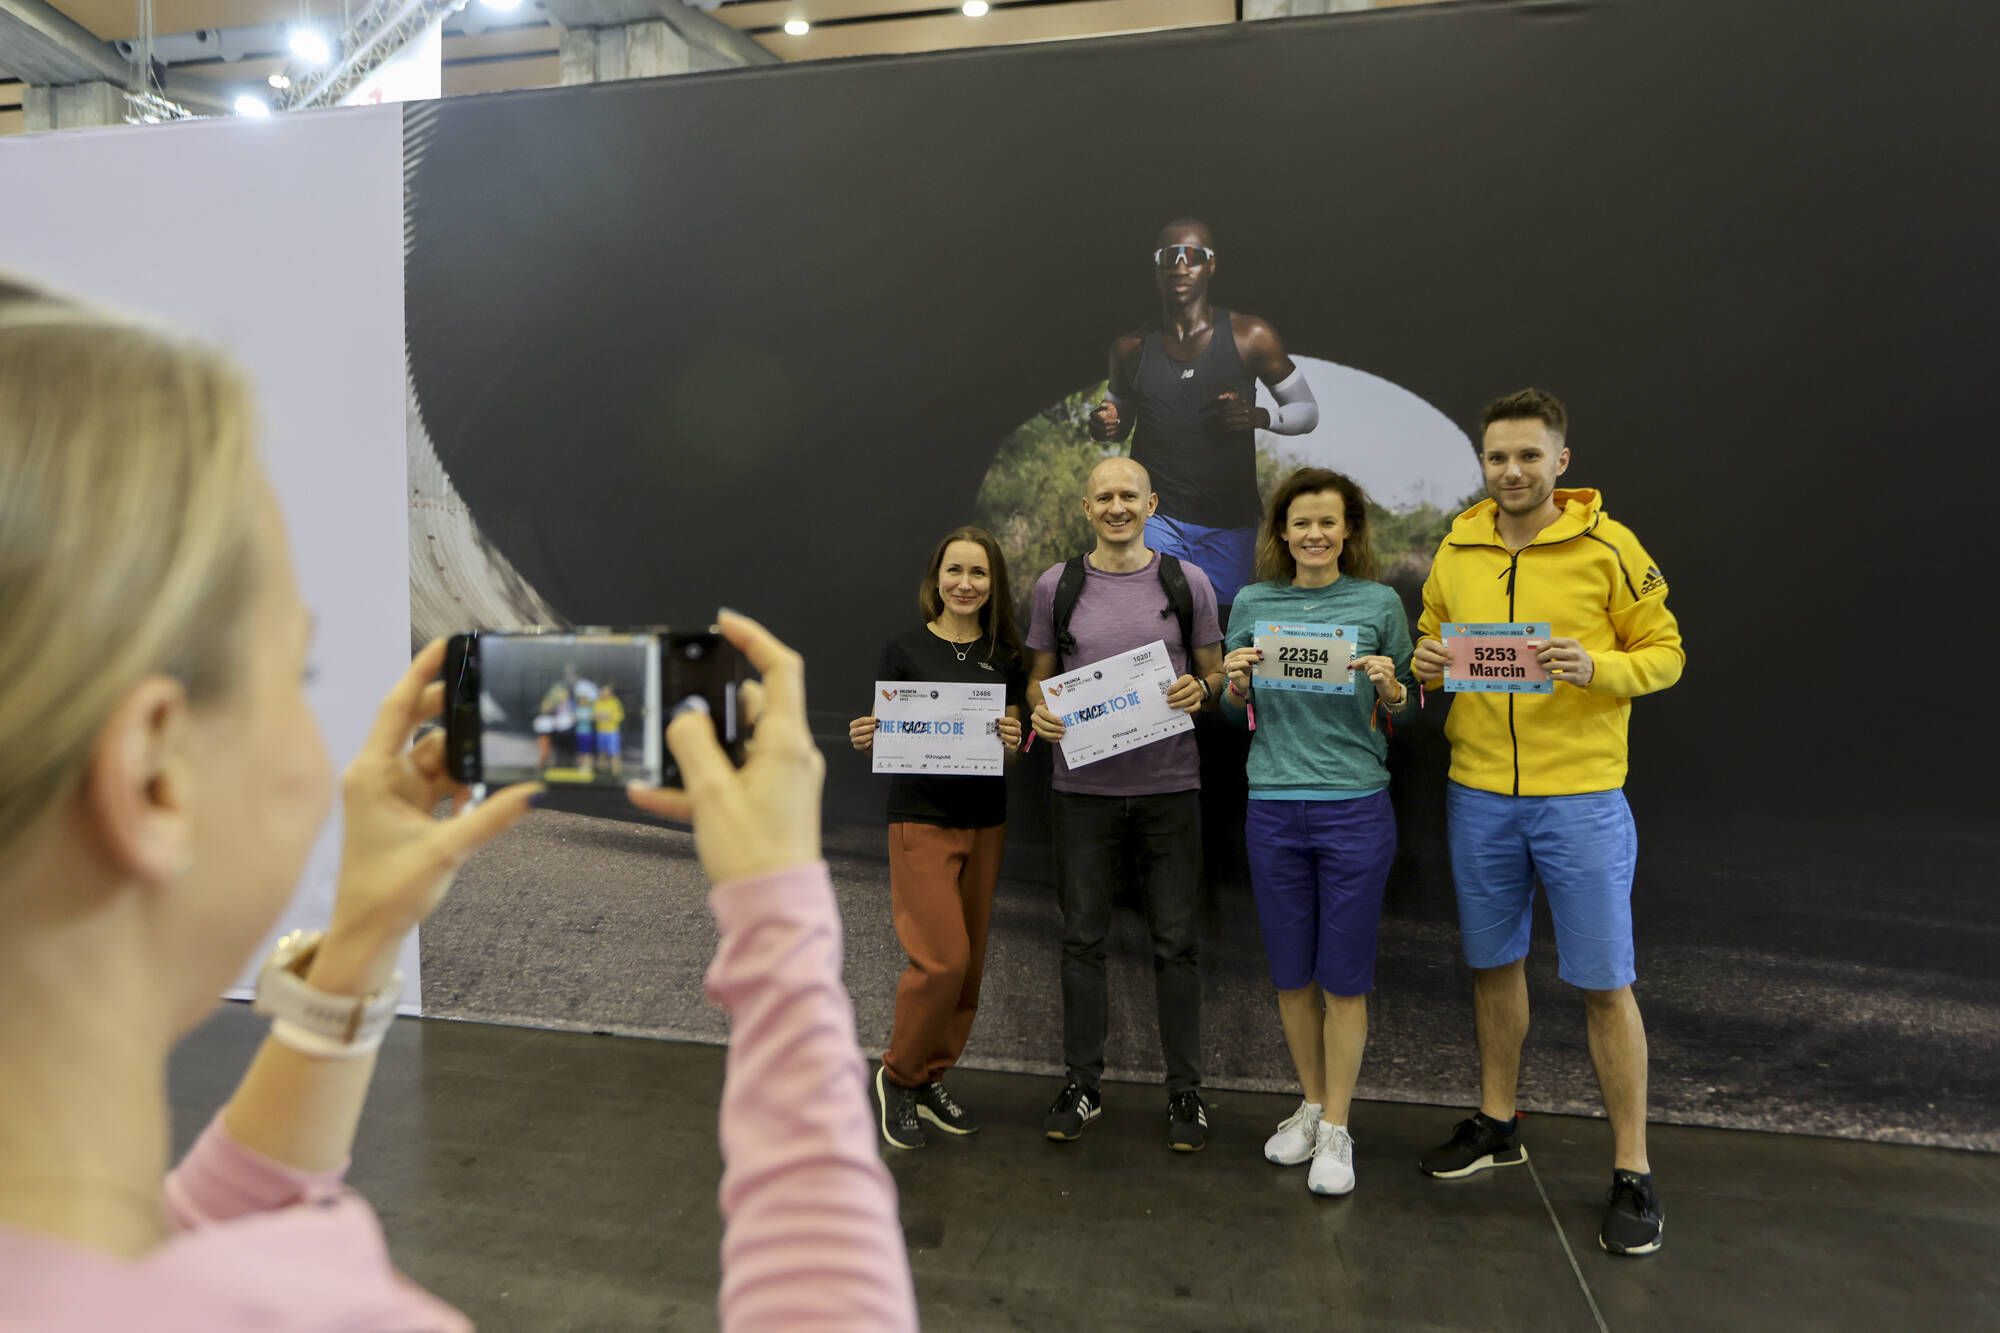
[849,526,1026,1150]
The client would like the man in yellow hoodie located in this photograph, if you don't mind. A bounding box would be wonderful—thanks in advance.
[1410,388,1683,1257]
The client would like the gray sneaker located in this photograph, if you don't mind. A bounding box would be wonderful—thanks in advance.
[875,1065,926,1151]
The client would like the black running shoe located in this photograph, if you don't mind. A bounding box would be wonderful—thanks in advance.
[915,1081,979,1136]
[875,1065,926,1151]
[1167,1090,1210,1153]
[1042,1080,1102,1141]
[1599,1170,1665,1256]
[1418,1113,1528,1178]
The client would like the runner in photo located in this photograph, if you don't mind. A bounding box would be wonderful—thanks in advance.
[1088,218,1321,612]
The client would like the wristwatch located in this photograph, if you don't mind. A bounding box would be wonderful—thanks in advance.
[251,930,402,1058]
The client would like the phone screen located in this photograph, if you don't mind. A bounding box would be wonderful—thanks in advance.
[478,631,664,788]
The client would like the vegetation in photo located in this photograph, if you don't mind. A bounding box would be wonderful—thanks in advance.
[973,383,1476,622]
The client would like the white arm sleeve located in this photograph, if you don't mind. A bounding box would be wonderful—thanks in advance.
[1264,368,1319,436]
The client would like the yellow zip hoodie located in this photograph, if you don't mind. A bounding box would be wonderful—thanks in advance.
[1415,489,1683,797]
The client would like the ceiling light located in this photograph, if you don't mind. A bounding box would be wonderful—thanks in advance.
[289,28,332,64]
[480,0,525,10]
[234,94,272,117]
[963,0,989,14]
[783,19,810,35]
[268,73,292,90]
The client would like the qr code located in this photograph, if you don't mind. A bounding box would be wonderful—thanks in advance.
[1157,678,1171,696]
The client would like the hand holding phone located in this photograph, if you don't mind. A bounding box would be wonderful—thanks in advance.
[627,611,824,884]
[314,639,541,992]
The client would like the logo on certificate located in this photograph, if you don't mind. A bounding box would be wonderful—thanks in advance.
[1047,681,1065,697]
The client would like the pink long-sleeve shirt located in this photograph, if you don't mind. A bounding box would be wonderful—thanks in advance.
[0,862,917,1332]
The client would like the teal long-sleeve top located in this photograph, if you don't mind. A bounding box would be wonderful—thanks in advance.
[1223,576,1415,798]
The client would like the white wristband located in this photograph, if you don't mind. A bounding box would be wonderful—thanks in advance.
[270,1018,386,1060]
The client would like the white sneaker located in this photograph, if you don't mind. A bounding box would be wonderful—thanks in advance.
[1263,1099,1323,1166]
[1308,1122,1356,1196]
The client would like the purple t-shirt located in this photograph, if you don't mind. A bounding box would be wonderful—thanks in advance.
[1026,552,1222,796]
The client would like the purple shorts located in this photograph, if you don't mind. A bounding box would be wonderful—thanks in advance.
[1244,791,1397,995]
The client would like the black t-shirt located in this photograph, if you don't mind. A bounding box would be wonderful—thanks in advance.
[878,627,1027,829]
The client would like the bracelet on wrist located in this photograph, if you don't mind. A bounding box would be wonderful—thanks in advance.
[270,1018,386,1060]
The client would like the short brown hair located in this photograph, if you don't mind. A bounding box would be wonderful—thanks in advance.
[918,525,1023,666]
[1254,467,1379,585]
[1480,387,1568,443]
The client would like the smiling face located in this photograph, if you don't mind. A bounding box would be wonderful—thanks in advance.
[934,539,993,621]
[1083,457,1157,549]
[1284,488,1349,577]
[1481,417,1571,518]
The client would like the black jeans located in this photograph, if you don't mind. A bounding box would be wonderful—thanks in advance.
[1049,790,1203,1094]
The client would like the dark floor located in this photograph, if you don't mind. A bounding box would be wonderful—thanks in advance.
[423,810,2000,1150]
[170,1004,2000,1332]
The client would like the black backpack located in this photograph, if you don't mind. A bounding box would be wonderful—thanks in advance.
[1052,553,1195,670]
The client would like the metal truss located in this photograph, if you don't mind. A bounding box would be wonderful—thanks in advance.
[124,87,200,123]
[274,0,466,111]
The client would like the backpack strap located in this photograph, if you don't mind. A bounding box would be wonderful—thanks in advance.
[1156,553,1196,660]
[1051,556,1088,670]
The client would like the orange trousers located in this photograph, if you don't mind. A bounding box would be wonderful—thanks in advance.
[881,821,1006,1089]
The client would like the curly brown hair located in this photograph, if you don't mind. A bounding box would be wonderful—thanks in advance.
[1253,467,1379,585]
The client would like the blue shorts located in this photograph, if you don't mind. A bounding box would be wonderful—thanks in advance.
[574,728,595,756]
[1444,781,1637,990]
[1145,513,1257,607]
[1244,790,1396,995]
[597,730,622,757]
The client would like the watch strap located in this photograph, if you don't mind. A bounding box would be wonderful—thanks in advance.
[252,930,402,1055]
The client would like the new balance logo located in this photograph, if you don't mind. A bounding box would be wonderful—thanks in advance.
[1638,565,1668,597]
[1180,368,1195,380]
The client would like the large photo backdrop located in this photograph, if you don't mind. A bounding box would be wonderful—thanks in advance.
[405,0,2000,1147]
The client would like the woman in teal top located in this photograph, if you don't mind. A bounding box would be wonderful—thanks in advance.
[1222,466,1412,1198]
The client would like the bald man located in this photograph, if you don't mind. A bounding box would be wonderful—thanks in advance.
[1025,457,1226,1152]
[1089,218,1319,611]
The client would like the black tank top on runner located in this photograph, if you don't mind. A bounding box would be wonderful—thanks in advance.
[1127,308,1261,529]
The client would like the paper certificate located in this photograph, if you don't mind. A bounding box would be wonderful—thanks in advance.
[1252,622,1359,695]
[871,681,1006,776]
[1442,622,1554,694]
[1047,639,1194,770]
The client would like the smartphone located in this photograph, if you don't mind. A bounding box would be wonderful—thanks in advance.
[443,628,745,791]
